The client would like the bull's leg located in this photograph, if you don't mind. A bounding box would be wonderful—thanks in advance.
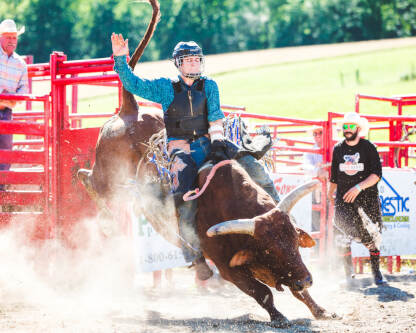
[219,267,290,327]
[290,289,339,320]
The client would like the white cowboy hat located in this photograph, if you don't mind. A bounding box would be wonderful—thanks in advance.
[0,19,25,36]
[341,112,369,137]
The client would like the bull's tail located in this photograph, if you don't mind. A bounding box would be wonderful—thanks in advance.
[118,0,161,119]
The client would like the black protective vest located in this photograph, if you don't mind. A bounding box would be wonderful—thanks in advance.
[164,79,209,139]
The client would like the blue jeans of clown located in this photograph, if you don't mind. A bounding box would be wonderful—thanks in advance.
[169,137,280,262]
[0,108,12,191]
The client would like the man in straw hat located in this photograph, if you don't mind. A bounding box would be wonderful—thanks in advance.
[0,19,28,190]
[328,112,385,285]
[303,125,328,179]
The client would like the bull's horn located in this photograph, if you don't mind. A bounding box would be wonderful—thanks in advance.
[277,179,320,213]
[207,218,255,237]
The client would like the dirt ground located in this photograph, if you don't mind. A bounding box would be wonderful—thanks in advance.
[0,222,415,333]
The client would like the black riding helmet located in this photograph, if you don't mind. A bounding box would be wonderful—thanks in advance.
[172,41,204,79]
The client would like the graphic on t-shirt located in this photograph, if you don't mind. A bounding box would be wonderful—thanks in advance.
[339,152,364,175]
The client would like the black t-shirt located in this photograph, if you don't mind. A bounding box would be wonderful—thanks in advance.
[330,138,382,199]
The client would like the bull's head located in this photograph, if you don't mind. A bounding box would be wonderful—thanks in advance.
[207,179,319,292]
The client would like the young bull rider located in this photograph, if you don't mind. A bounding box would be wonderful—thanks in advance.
[111,34,280,280]
[328,112,386,285]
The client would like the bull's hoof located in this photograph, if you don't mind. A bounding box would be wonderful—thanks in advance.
[77,169,92,186]
[269,313,291,328]
[315,310,342,320]
[269,318,291,328]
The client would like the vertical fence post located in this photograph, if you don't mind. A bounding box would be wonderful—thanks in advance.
[355,94,360,113]
[71,74,79,128]
[50,51,68,233]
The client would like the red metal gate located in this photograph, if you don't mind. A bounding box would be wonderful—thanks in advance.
[0,93,51,238]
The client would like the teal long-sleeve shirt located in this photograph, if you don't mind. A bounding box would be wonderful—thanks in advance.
[113,55,224,123]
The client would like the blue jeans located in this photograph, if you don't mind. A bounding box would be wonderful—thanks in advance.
[0,108,12,191]
[169,136,211,262]
[224,140,280,203]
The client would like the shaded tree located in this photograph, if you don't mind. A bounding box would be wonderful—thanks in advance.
[18,0,77,62]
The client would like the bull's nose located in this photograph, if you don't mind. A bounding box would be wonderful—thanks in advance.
[304,275,313,288]
[294,275,313,291]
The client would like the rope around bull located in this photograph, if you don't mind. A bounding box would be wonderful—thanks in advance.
[183,159,233,201]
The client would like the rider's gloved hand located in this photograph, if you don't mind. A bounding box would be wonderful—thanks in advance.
[209,139,229,163]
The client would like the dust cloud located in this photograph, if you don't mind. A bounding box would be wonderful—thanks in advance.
[0,216,144,328]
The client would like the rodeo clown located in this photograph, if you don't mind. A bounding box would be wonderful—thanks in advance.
[328,112,386,285]
[111,33,280,280]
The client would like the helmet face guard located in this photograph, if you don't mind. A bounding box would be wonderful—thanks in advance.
[172,41,205,79]
[174,55,205,79]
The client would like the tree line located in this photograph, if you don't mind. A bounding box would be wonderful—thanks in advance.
[2,0,415,63]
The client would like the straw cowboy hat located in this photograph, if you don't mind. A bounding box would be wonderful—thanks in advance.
[0,19,25,35]
[341,112,369,137]
[309,125,323,135]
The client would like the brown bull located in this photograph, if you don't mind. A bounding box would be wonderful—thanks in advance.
[196,161,335,326]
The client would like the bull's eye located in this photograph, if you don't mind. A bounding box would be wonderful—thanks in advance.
[287,272,292,277]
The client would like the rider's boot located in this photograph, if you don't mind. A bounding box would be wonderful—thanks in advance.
[175,196,213,281]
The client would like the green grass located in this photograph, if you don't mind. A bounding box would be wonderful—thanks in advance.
[214,46,416,119]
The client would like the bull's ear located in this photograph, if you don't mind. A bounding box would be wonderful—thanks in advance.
[229,250,254,267]
[296,227,316,248]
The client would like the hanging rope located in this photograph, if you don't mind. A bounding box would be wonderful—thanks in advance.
[142,129,172,184]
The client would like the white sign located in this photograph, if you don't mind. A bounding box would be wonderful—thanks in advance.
[271,173,313,261]
[351,168,416,257]
[131,213,189,272]
[271,173,313,232]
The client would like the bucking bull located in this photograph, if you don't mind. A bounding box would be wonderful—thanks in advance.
[77,0,337,327]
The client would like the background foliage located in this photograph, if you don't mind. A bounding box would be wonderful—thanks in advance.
[1,0,416,62]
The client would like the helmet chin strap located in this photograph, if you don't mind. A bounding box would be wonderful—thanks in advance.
[181,71,202,79]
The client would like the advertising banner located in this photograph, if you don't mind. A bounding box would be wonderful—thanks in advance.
[351,169,416,257]
[271,173,313,233]
[272,173,313,261]
[131,212,189,272]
